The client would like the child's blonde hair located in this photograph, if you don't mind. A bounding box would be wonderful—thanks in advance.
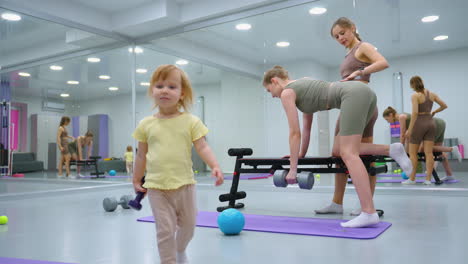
[148,64,193,111]
[126,145,132,152]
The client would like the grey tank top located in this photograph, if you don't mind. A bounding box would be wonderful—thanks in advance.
[286,79,340,114]
[339,42,371,82]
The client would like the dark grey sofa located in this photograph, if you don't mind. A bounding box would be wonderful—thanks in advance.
[12,152,44,173]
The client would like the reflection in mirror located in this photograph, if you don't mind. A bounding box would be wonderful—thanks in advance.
[0,7,122,69]
[146,0,468,171]
[6,47,134,181]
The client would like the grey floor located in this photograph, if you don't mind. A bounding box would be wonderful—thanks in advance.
[1,169,468,264]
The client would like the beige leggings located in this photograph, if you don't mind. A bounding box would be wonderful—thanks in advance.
[148,184,197,264]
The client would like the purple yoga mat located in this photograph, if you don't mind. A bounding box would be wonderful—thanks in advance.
[378,173,427,178]
[0,257,76,264]
[224,174,272,180]
[138,211,392,239]
[79,175,130,178]
[377,179,459,183]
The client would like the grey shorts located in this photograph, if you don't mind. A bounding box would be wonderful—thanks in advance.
[334,82,377,136]
[434,118,446,144]
[335,105,378,138]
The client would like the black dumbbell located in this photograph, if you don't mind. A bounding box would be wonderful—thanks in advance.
[103,195,133,212]
[273,170,314,189]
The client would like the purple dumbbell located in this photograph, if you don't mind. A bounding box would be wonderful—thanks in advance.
[128,192,145,210]
[129,177,145,210]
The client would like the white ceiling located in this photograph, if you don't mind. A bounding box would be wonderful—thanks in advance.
[1,0,467,103]
[153,0,468,67]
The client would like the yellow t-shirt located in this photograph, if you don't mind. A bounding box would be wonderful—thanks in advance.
[132,112,208,190]
[124,151,133,162]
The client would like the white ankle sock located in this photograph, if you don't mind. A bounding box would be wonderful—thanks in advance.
[390,143,413,176]
[402,179,416,185]
[176,251,189,264]
[451,146,462,163]
[350,207,362,216]
[314,202,343,214]
[340,212,379,228]
[441,175,455,181]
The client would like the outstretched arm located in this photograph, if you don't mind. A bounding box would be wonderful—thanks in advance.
[281,89,301,173]
[133,142,147,193]
[299,113,313,157]
[193,137,223,186]
[398,114,407,144]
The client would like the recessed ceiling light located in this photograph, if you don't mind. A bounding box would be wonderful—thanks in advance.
[18,72,30,77]
[108,86,119,91]
[276,41,290,47]
[67,80,79,85]
[136,68,147,74]
[421,15,439,23]
[87,57,101,63]
[140,82,150,86]
[1,13,21,21]
[176,59,189,65]
[236,23,252,30]
[99,75,111,80]
[60,93,70,97]
[128,47,143,54]
[433,35,448,41]
[309,7,327,15]
[50,65,63,71]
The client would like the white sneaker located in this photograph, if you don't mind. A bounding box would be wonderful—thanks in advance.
[402,179,416,185]
[441,175,455,181]
[452,146,462,163]
[57,174,65,179]
[422,180,432,185]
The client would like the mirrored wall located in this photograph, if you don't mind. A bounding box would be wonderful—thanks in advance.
[1,0,467,184]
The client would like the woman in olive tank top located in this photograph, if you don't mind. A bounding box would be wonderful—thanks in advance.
[263,65,413,228]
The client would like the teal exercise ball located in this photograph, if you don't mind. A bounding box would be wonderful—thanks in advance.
[109,170,116,176]
[401,172,408,179]
[217,209,245,235]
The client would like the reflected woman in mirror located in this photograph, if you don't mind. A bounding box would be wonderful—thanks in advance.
[383,106,460,182]
[69,131,93,176]
[403,76,448,185]
[314,17,389,216]
[57,116,73,178]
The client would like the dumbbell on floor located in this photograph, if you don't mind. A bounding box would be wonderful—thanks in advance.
[273,170,314,189]
[103,195,133,212]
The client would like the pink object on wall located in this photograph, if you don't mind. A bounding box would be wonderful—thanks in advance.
[10,109,19,150]
[458,144,465,159]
